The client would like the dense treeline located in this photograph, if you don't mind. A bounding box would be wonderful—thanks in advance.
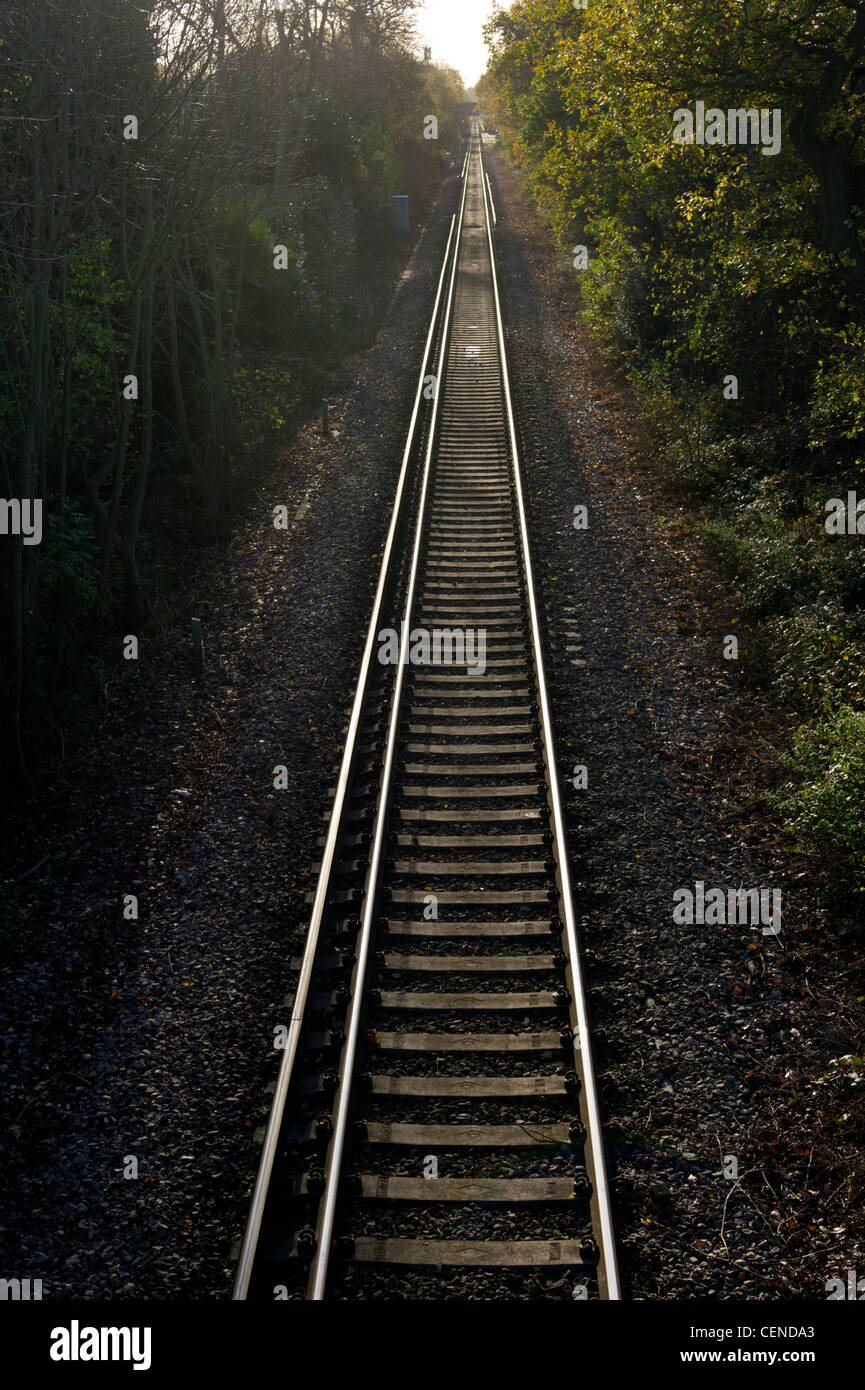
[0,0,463,788]
[480,0,865,888]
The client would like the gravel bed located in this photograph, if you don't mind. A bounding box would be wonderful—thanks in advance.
[342,1201,591,1242]
[349,1146,584,1179]
[333,1266,597,1301]
[374,940,555,958]
[359,1097,573,1125]
[373,972,559,993]
[380,908,553,924]
[364,1055,567,1078]
[371,1011,563,1034]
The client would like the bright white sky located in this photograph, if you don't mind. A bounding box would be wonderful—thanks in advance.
[416,0,499,88]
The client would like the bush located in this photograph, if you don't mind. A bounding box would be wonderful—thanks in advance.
[775,708,865,873]
[770,603,865,717]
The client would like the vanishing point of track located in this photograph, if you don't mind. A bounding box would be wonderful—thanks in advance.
[233,126,620,1302]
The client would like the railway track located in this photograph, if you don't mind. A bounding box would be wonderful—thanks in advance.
[232,126,620,1301]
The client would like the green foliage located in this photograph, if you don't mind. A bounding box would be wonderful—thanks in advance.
[482,0,865,452]
[776,709,865,870]
[481,0,865,881]
[771,602,865,716]
[422,63,466,148]
[810,327,865,465]
[34,509,101,691]
[229,360,298,460]
[40,510,99,615]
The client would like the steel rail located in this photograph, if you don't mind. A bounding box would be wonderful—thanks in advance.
[486,170,497,227]
[476,137,621,1300]
[232,208,459,1302]
[307,140,476,1300]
